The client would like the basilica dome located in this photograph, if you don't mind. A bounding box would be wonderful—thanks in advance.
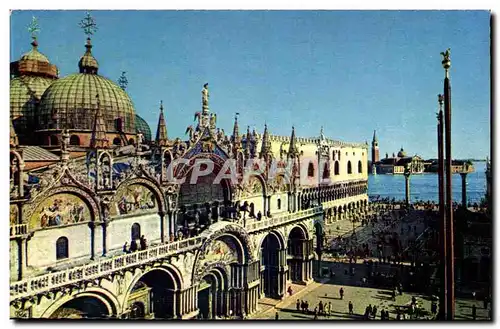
[10,39,58,143]
[36,38,136,136]
[135,114,152,142]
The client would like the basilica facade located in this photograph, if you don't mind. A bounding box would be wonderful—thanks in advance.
[9,19,369,319]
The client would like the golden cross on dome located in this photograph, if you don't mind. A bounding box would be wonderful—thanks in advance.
[27,16,40,39]
[79,11,98,37]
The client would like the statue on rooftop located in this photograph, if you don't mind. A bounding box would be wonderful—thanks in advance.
[202,83,209,110]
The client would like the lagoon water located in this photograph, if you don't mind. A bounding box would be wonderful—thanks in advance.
[368,161,487,204]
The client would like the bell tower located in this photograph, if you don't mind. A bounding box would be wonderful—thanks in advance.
[371,130,380,163]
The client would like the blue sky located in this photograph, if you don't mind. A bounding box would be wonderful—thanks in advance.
[10,10,490,159]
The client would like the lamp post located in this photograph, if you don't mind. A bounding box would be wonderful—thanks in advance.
[441,48,455,320]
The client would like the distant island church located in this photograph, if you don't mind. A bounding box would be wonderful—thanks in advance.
[368,131,424,175]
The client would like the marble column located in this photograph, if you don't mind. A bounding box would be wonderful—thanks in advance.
[17,238,25,280]
[225,290,230,316]
[171,289,177,318]
[172,210,178,238]
[88,222,95,260]
[175,290,182,318]
[101,221,109,257]
[404,168,411,208]
[160,211,166,243]
[460,173,468,208]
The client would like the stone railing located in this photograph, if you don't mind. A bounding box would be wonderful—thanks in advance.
[10,224,28,238]
[246,207,323,233]
[321,194,368,210]
[10,236,205,302]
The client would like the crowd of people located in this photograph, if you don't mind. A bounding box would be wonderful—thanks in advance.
[325,205,413,263]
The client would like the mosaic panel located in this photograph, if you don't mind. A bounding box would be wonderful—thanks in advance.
[112,184,158,216]
[30,193,91,229]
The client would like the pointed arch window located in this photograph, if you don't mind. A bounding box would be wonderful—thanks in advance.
[277,199,281,210]
[347,161,352,174]
[358,160,363,173]
[322,163,330,179]
[334,161,340,175]
[56,237,69,260]
[307,162,315,177]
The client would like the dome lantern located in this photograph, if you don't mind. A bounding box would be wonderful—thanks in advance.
[78,38,99,74]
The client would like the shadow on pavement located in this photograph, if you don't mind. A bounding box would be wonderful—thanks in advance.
[373,294,394,302]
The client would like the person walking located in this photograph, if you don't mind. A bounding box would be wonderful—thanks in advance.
[318,301,324,315]
[313,307,318,320]
[275,311,279,320]
[349,301,354,315]
[431,301,437,316]
[372,305,377,319]
[140,235,147,250]
[472,304,477,320]
[296,299,300,311]
[339,287,344,300]
[130,239,138,252]
[327,302,332,317]
[364,306,370,320]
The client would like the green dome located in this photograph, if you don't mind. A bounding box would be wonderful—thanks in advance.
[37,73,136,134]
[20,46,50,63]
[135,114,152,142]
[10,75,54,134]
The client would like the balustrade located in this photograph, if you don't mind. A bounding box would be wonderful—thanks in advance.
[10,236,205,302]
[10,224,28,238]
[247,207,321,233]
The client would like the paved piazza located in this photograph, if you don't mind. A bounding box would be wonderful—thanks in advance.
[252,207,491,321]
[257,274,490,320]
